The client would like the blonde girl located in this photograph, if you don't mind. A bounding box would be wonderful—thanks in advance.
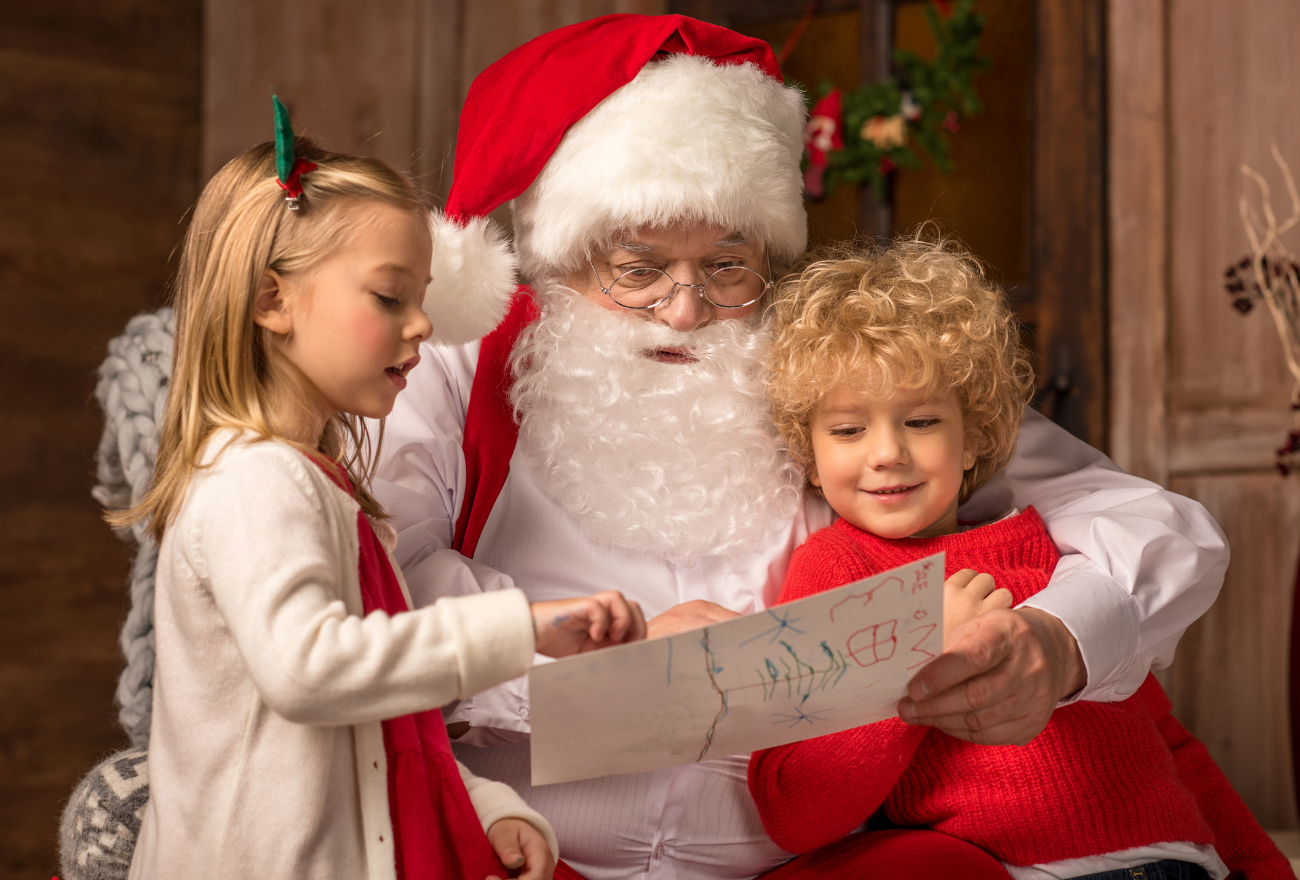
[119,136,644,880]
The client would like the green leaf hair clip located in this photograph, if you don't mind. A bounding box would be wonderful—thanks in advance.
[272,95,317,210]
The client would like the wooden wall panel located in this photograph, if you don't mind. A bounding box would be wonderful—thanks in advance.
[203,0,429,181]
[205,0,666,206]
[0,1,201,876]
[1112,0,1300,829]
[1167,0,1300,415]
[1032,0,1108,449]
[1107,0,1168,485]
[1167,473,1300,829]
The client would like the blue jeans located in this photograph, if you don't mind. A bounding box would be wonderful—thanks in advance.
[1071,859,1213,880]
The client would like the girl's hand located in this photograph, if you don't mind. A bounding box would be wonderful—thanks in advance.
[531,591,647,657]
[942,568,1012,650]
[486,817,554,880]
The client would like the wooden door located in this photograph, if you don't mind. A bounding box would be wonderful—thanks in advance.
[1110,0,1300,829]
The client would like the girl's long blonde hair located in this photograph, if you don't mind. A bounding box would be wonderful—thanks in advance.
[114,138,427,542]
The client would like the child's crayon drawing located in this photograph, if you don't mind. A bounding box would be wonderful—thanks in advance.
[529,553,943,786]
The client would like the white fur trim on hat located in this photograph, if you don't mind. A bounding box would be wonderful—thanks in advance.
[425,211,518,344]
[512,53,808,281]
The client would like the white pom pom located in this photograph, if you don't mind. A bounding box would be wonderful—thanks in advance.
[425,211,518,344]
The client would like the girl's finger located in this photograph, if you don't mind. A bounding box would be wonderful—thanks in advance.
[602,593,629,641]
[585,597,612,643]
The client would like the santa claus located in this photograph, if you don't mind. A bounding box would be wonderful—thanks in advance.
[373,15,1227,880]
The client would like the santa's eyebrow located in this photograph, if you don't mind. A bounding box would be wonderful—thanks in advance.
[715,234,749,247]
[611,241,654,254]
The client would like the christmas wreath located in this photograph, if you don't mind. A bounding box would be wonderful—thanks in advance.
[797,0,987,201]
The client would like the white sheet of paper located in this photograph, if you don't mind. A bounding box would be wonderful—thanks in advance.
[529,552,944,786]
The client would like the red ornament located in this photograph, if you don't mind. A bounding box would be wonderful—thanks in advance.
[942,110,960,133]
[879,155,897,175]
[802,89,844,198]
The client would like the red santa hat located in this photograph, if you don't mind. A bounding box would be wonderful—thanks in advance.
[425,14,808,344]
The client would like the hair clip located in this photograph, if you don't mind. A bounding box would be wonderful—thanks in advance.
[273,95,317,210]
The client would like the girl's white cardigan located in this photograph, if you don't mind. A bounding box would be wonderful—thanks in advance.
[129,432,557,879]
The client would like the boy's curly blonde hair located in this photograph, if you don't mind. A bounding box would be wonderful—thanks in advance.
[766,237,1034,503]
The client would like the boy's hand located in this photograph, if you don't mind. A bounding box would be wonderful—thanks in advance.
[532,592,647,657]
[486,817,553,880]
[942,569,1013,650]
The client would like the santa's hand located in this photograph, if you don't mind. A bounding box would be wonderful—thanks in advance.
[646,599,740,639]
[531,592,646,657]
[486,817,554,880]
[897,607,1085,745]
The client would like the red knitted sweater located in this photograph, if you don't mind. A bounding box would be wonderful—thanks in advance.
[748,508,1290,878]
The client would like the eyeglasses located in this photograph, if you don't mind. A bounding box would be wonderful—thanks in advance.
[587,255,774,311]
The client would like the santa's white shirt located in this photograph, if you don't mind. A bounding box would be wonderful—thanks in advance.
[371,338,1229,880]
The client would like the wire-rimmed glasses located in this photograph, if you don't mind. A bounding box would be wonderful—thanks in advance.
[586,255,774,310]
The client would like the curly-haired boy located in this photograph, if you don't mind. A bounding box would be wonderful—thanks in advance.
[748,239,1289,880]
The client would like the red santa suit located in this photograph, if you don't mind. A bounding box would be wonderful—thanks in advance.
[377,14,1232,880]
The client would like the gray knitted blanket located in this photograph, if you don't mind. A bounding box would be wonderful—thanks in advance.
[61,309,172,879]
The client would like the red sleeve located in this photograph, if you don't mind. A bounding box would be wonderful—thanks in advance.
[1135,676,1293,880]
[749,530,927,854]
[749,717,928,854]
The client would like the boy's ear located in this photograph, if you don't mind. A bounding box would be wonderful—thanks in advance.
[963,445,977,471]
[807,460,821,488]
[253,270,293,335]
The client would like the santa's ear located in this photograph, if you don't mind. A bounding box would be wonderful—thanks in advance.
[423,211,518,345]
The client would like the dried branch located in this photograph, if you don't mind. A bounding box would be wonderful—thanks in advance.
[1236,144,1300,472]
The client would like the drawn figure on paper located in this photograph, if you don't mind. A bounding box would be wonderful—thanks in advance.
[911,560,936,594]
[739,608,807,648]
[906,623,938,669]
[845,620,898,667]
[697,629,729,762]
[756,639,849,701]
[771,704,832,729]
[827,576,903,623]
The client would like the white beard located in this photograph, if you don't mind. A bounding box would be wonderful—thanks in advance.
[509,285,804,564]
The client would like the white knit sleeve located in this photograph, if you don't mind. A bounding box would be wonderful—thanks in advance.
[190,441,536,726]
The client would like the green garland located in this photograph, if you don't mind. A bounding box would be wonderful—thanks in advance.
[811,0,987,201]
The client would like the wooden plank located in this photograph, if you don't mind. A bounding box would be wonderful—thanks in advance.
[1167,0,1300,414]
[1167,473,1300,830]
[891,0,1035,295]
[856,0,894,241]
[1107,0,1169,486]
[1033,0,1108,450]
[0,0,199,872]
[414,0,465,201]
[202,0,424,181]
[1167,406,1296,475]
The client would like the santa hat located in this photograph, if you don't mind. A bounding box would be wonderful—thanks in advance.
[424,14,808,344]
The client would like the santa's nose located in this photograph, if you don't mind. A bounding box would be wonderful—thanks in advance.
[653,285,714,332]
